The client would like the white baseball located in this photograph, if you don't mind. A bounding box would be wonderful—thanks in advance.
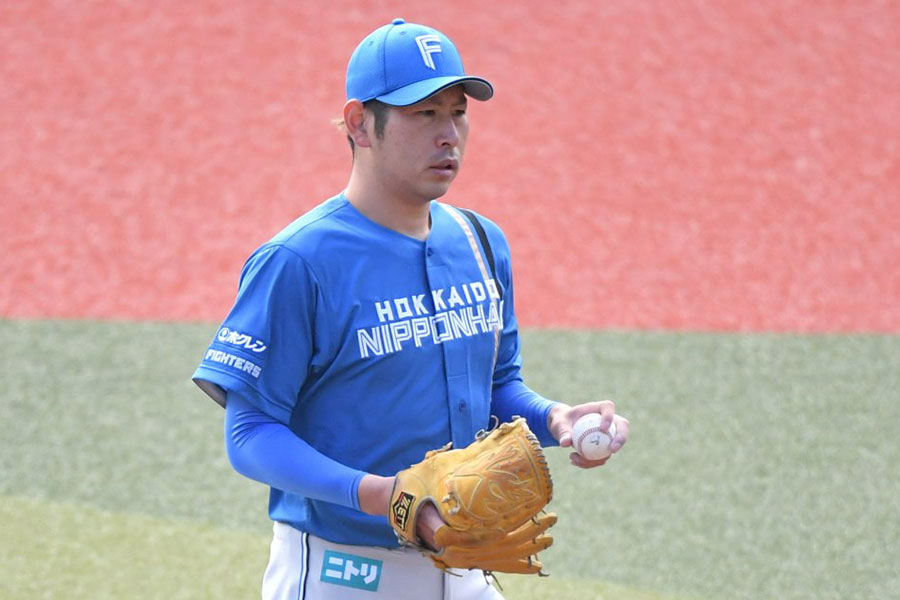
[572,413,616,461]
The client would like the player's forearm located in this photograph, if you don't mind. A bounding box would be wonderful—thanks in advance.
[225,391,366,510]
[491,379,561,446]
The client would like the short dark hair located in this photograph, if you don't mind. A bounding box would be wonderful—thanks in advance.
[346,99,390,153]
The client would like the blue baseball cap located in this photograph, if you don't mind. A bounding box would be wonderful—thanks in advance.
[346,18,493,106]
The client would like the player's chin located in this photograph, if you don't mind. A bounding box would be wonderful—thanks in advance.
[425,166,457,185]
[420,179,455,200]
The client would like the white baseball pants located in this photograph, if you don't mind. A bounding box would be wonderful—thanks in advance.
[262,521,505,599]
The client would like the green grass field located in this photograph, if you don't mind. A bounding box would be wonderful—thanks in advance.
[1,320,898,599]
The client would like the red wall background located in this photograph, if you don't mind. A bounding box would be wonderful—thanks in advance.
[2,1,898,331]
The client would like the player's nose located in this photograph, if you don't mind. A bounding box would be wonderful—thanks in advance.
[436,116,460,148]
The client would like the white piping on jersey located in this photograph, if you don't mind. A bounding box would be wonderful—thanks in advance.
[441,204,502,370]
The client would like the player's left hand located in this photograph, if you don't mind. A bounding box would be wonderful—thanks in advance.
[548,400,629,468]
[388,418,555,574]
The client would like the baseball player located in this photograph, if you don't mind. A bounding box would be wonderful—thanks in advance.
[193,18,629,600]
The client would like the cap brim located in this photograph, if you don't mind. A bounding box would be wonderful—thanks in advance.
[376,76,494,106]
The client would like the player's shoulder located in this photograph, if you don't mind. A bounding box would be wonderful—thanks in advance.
[240,195,352,274]
[268,195,353,252]
[437,203,509,248]
[248,195,363,261]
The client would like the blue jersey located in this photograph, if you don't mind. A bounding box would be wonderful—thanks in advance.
[193,193,536,546]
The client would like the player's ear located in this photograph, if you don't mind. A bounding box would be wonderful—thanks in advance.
[344,100,373,149]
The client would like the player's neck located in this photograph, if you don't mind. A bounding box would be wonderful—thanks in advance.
[345,175,432,241]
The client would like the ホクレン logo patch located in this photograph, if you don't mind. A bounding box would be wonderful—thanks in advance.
[391,491,415,531]
[216,326,267,352]
[320,551,382,592]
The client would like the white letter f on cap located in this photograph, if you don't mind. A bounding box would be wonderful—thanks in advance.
[415,35,442,70]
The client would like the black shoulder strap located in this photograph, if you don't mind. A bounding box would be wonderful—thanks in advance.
[456,207,501,299]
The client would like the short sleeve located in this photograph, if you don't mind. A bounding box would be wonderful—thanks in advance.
[193,244,321,424]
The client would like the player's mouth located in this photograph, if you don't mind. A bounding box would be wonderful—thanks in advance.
[428,158,458,177]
